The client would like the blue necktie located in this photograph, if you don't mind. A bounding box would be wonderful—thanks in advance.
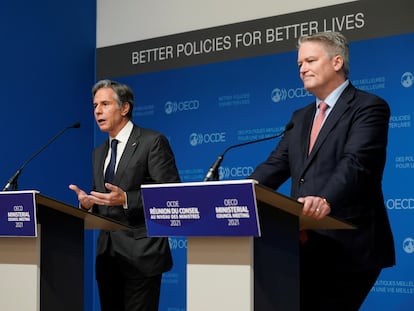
[104,139,118,183]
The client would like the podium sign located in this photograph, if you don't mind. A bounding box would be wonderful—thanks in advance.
[141,179,261,236]
[0,191,37,237]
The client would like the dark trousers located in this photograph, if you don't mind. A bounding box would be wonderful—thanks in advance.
[300,232,381,311]
[96,247,162,311]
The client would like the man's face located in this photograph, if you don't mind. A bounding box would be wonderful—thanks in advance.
[297,41,342,98]
[93,87,128,136]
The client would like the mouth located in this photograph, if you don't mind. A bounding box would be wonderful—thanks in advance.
[97,119,106,126]
[302,74,314,80]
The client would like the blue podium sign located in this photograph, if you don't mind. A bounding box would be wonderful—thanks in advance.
[0,191,38,237]
[141,180,261,236]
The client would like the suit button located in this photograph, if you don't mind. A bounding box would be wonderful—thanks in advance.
[299,178,305,184]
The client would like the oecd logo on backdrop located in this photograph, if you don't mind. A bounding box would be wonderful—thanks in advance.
[271,88,287,103]
[165,100,200,114]
[219,166,254,179]
[401,72,414,88]
[385,198,414,210]
[271,87,312,103]
[403,237,414,254]
[189,132,226,146]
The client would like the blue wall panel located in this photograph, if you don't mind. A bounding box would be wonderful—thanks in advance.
[0,1,96,310]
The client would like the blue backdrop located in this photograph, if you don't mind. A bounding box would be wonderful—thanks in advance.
[0,1,96,310]
[102,32,414,310]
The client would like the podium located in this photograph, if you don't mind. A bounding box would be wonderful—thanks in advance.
[141,180,354,311]
[0,191,128,311]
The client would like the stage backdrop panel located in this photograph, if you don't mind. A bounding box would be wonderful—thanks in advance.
[96,1,414,310]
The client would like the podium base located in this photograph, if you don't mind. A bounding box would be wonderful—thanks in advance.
[187,237,254,311]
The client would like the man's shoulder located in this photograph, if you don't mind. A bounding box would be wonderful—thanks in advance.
[132,124,164,138]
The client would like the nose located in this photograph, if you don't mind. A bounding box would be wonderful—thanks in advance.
[94,104,102,114]
[299,63,308,74]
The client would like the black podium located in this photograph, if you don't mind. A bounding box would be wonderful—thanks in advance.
[0,191,128,311]
[141,180,354,311]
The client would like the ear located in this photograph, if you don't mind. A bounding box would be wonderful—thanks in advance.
[332,55,344,72]
[120,102,130,117]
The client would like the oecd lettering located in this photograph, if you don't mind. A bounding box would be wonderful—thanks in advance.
[287,88,312,98]
[386,199,414,210]
[224,198,238,206]
[189,132,227,146]
[166,200,180,207]
[165,100,200,114]
[202,133,226,143]
[219,166,254,178]
[13,205,24,211]
[178,100,199,110]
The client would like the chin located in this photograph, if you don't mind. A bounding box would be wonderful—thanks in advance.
[303,84,313,92]
[98,125,108,132]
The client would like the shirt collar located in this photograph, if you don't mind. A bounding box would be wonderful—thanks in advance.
[316,80,349,109]
[111,120,133,145]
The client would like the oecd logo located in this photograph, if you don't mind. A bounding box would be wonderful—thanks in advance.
[219,166,254,179]
[401,72,414,88]
[165,100,200,114]
[403,237,414,254]
[271,88,287,103]
[189,132,226,146]
[271,87,312,103]
[386,198,414,210]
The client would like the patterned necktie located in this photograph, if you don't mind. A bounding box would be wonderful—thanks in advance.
[308,102,329,154]
[104,139,118,183]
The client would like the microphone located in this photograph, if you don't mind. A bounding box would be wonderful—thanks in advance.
[2,122,81,191]
[203,122,294,181]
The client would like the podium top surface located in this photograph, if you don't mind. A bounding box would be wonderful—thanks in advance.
[253,183,355,230]
[35,193,129,230]
[142,180,355,231]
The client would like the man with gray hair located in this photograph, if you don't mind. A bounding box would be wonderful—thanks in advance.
[250,32,395,310]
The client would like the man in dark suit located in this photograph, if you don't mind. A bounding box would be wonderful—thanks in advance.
[69,79,180,311]
[249,32,395,310]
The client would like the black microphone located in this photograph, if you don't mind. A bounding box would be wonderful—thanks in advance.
[203,122,294,181]
[2,122,81,191]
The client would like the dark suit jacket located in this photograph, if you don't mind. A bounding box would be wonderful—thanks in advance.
[250,83,395,271]
[92,124,181,277]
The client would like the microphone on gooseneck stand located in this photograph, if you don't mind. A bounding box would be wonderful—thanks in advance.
[2,122,81,191]
[203,122,294,181]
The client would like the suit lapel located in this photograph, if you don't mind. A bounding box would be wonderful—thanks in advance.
[304,84,356,165]
[114,126,140,184]
[302,105,316,155]
[312,86,355,153]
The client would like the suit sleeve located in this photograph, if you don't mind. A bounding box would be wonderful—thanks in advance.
[125,133,180,221]
[249,124,293,189]
[147,134,181,184]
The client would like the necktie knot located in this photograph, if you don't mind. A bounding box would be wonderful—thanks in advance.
[319,102,329,113]
[110,138,118,150]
